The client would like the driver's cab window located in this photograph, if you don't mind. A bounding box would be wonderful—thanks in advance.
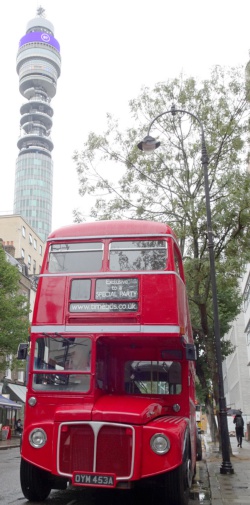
[124,360,182,395]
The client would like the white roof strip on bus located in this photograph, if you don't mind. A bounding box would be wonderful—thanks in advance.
[47,233,175,241]
[38,270,185,287]
[39,270,183,279]
[39,271,173,277]
[31,324,180,334]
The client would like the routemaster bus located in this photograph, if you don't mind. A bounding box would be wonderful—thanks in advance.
[18,220,197,504]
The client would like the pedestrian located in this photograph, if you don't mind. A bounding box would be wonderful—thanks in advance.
[233,411,244,447]
[15,418,23,436]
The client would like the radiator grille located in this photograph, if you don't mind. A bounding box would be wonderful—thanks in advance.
[59,424,94,474]
[58,422,134,480]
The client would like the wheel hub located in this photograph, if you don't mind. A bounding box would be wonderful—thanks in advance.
[186,458,192,488]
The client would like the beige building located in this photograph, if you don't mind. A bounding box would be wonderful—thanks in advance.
[0,214,45,275]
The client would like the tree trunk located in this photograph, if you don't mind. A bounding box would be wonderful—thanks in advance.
[206,401,219,443]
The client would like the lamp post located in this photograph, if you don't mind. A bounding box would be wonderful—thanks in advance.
[137,104,234,474]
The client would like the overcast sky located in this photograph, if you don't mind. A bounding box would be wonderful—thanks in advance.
[1,0,250,232]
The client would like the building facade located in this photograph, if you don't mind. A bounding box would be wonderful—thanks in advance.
[222,266,250,431]
[242,264,250,370]
[0,214,44,275]
[14,8,61,241]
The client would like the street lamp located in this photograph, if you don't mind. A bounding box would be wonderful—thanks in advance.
[137,104,234,475]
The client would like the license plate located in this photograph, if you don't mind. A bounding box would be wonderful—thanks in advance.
[73,472,116,487]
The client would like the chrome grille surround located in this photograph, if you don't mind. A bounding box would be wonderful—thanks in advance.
[57,421,135,481]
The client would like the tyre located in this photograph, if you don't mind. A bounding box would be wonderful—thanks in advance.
[156,457,191,505]
[193,463,197,480]
[196,444,202,461]
[196,428,202,461]
[20,458,52,501]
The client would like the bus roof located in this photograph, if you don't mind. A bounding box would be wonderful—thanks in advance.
[47,220,177,241]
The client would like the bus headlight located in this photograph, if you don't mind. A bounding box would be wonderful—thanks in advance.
[28,396,37,406]
[29,428,47,448]
[150,434,170,454]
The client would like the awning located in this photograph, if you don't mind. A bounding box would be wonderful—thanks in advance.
[0,394,21,409]
[6,384,27,403]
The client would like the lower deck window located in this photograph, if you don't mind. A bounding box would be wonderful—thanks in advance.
[124,360,182,395]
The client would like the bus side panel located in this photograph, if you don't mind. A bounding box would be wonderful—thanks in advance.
[141,274,178,324]
[176,276,193,338]
[33,277,66,324]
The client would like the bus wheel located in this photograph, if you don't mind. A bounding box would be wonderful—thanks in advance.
[20,458,52,501]
[161,460,190,505]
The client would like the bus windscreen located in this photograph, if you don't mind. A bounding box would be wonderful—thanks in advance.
[32,336,92,392]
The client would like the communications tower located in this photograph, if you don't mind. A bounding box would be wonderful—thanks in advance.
[14,8,61,242]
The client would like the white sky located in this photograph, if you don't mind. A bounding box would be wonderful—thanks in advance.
[1,0,250,232]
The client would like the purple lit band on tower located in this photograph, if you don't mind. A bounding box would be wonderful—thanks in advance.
[19,32,60,52]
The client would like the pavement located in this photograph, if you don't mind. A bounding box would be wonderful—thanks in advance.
[0,434,21,450]
[0,432,249,504]
[193,434,250,505]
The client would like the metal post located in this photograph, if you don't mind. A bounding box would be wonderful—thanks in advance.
[200,131,233,473]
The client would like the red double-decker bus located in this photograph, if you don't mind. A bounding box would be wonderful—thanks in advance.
[19,220,197,504]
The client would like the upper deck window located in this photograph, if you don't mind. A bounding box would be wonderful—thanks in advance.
[48,242,103,273]
[109,240,167,271]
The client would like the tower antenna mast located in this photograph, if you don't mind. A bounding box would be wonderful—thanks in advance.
[37,6,46,17]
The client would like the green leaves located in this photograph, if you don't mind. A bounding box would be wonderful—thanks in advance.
[73,65,250,409]
[0,247,30,371]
